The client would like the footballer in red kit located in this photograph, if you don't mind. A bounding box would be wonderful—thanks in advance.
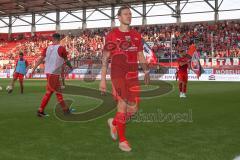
[106,27,142,103]
[177,47,190,98]
[99,6,150,152]
[31,33,74,117]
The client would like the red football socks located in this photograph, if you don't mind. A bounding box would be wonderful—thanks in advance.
[113,112,127,142]
[39,91,67,112]
[39,91,53,112]
[179,83,183,92]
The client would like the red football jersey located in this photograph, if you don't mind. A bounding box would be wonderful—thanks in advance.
[177,56,189,74]
[41,45,68,59]
[104,28,143,78]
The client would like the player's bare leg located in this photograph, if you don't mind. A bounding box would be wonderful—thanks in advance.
[126,102,139,122]
[8,78,17,93]
[19,80,24,94]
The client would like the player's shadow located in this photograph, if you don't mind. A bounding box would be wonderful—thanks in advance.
[54,80,173,122]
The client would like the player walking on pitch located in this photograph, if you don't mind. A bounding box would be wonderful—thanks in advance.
[31,33,73,117]
[177,47,190,98]
[100,6,150,152]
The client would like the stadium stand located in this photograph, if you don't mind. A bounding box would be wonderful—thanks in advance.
[0,20,240,71]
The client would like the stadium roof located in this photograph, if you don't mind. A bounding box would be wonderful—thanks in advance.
[0,0,176,17]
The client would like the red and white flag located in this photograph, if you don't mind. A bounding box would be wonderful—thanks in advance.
[142,39,157,64]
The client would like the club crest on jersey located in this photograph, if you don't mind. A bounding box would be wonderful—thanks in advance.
[120,41,131,50]
[125,36,131,42]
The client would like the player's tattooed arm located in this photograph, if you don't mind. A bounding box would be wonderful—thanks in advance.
[101,51,110,80]
[32,56,44,73]
[138,51,150,85]
[99,51,110,94]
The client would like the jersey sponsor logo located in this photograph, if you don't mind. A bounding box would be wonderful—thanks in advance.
[128,46,138,52]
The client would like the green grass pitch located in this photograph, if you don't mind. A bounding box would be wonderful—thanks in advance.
[0,79,240,160]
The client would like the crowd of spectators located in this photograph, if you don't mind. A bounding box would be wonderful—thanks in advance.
[139,21,240,59]
[0,20,240,71]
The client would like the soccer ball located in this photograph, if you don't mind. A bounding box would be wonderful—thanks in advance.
[6,85,13,92]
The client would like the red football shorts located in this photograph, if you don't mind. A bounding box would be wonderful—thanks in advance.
[111,75,140,104]
[13,72,24,82]
[46,74,61,92]
[178,73,188,83]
